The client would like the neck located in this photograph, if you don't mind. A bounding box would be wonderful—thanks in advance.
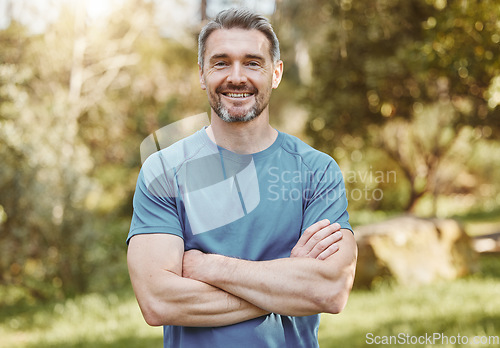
[206,109,277,154]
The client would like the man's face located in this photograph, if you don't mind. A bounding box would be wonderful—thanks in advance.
[199,28,283,123]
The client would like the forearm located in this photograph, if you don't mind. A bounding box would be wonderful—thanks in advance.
[127,234,268,328]
[200,256,333,315]
[137,271,268,327]
[184,231,357,317]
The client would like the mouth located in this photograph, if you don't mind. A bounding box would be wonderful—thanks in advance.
[221,92,254,99]
[217,85,257,100]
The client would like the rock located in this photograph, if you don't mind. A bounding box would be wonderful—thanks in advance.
[353,216,478,288]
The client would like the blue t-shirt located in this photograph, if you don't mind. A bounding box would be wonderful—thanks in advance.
[128,128,352,348]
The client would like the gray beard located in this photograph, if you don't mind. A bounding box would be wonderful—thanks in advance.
[215,104,259,123]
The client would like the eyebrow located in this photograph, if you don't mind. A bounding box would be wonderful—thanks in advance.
[209,54,230,61]
[209,53,266,62]
[244,54,266,61]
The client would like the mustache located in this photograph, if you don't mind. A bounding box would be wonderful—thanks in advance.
[216,84,258,94]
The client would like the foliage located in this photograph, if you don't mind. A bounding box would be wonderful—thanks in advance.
[276,0,500,212]
[0,0,205,300]
[1,0,499,306]
[304,0,500,135]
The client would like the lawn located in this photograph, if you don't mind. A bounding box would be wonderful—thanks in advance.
[1,255,499,348]
[0,291,163,348]
[319,277,500,347]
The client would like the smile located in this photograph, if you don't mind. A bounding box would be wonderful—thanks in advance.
[222,92,253,98]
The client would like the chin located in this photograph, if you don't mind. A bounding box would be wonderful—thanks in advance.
[217,108,259,123]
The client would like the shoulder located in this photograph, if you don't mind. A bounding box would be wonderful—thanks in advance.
[279,132,339,172]
[140,129,211,184]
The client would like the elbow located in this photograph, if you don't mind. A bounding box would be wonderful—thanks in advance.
[141,303,164,327]
[140,299,177,327]
[310,284,350,314]
[144,315,163,327]
[318,270,356,314]
[321,290,350,314]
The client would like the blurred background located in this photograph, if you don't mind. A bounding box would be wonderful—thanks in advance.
[0,0,499,347]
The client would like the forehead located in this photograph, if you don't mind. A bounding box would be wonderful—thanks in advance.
[204,28,271,61]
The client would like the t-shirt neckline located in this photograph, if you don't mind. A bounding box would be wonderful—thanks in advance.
[199,126,283,162]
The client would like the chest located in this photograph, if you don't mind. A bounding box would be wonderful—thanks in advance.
[176,157,309,260]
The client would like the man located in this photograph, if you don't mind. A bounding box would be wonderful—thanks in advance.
[127,8,357,348]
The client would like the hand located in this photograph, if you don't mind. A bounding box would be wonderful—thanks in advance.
[290,219,343,260]
[182,249,207,281]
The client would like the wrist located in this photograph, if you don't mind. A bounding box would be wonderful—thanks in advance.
[202,253,225,284]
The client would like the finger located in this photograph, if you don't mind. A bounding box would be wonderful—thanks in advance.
[317,243,340,260]
[291,223,340,258]
[294,219,330,249]
[307,230,343,259]
[291,221,332,257]
[301,223,341,255]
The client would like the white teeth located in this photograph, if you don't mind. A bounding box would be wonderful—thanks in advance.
[226,93,251,98]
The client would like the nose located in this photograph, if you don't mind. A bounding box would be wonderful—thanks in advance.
[227,63,247,85]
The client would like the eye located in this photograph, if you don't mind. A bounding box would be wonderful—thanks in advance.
[214,61,228,68]
[247,61,261,67]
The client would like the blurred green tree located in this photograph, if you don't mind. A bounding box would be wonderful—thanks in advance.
[0,0,205,302]
[277,0,500,213]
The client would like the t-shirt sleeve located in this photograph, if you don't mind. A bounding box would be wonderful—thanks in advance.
[301,158,353,234]
[127,155,184,244]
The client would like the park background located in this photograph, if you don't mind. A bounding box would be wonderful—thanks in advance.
[0,0,499,346]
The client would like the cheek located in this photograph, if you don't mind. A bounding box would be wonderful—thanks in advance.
[206,75,227,91]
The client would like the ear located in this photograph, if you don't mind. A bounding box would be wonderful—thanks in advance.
[272,60,284,89]
[199,64,206,90]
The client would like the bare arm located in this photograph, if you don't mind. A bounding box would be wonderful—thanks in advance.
[127,233,268,327]
[127,220,345,326]
[183,224,357,317]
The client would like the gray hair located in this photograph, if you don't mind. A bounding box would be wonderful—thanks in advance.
[198,8,281,68]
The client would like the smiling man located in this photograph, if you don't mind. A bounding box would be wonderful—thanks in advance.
[127,8,357,348]
[202,27,276,124]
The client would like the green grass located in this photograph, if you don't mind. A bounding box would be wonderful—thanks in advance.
[454,208,500,237]
[319,277,500,347]
[1,255,499,348]
[0,291,163,348]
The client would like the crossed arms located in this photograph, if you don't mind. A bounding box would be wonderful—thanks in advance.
[127,219,357,327]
